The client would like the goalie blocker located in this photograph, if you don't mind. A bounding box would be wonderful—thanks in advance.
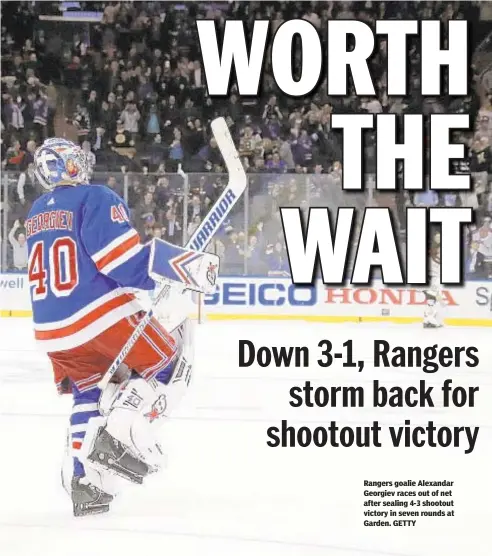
[149,237,220,294]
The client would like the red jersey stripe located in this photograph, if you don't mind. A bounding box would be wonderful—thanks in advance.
[96,232,140,272]
[35,293,135,340]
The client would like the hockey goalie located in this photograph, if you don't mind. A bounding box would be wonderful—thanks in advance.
[26,138,220,516]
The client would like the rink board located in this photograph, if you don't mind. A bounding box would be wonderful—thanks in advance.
[1,274,492,326]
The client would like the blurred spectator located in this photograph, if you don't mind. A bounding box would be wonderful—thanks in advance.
[470,135,491,205]
[165,204,182,244]
[134,191,157,239]
[414,188,439,207]
[8,219,28,270]
[469,217,492,278]
[82,141,96,179]
[188,195,202,222]
[264,242,290,274]
[168,128,184,171]
[68,104,91,145]
[120,102,140,137]
[3,94,25,134]
[187,215,201,238]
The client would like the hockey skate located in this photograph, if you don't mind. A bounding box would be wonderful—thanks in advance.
[87,427,151,484]
[71,476,113,517]
[423,322,443,329]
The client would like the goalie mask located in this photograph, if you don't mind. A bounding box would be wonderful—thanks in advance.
[34,138,88,190]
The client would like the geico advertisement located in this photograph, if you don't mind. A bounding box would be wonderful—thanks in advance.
[204,279,317,307]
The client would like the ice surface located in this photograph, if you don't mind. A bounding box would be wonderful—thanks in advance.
[0,318,491,556]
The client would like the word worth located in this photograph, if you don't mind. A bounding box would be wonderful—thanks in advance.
[197,19,467,97]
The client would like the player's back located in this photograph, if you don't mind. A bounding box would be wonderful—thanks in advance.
[26,184,151,352]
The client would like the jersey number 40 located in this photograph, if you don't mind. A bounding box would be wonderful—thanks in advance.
[28,237,79,300]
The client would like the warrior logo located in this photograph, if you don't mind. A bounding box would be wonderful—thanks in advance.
[144,394,167,422]
[206,263,217,286]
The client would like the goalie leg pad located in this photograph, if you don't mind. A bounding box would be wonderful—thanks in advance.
[103,319,195,469]
[102,378,168,471]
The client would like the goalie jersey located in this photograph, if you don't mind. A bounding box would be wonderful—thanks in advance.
[26,184,154,353]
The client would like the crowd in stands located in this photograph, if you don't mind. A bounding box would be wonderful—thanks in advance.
[1,1,492,278]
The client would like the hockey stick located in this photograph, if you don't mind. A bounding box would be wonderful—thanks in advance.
[97,118,246,411]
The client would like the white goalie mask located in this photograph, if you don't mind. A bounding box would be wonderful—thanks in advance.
[34,138,89,190]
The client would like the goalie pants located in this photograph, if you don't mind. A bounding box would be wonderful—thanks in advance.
[49,312,177,394]
[49,312,178,478]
